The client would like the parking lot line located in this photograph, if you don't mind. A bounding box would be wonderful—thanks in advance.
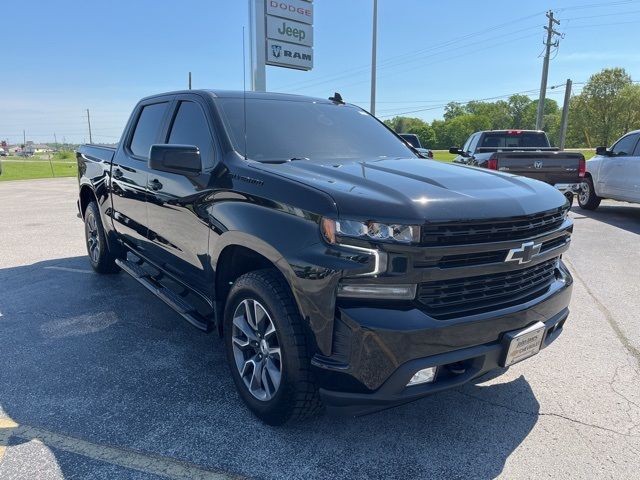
[0,418,240,480]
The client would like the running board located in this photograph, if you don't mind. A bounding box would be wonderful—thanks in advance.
[115,258,211,332]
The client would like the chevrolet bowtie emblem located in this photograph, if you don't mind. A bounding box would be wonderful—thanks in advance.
[505,241,542,264]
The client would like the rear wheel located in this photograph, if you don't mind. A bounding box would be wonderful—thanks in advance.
[84,202,120,274]
[224,269,322,425]
[578,177,601,210]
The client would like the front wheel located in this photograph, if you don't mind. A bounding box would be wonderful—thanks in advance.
[578,177,601,210]
[224,269,322,425]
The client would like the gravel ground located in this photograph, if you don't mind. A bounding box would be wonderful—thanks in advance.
[0,178,638,479]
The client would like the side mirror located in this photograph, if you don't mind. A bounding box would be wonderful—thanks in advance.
[595,146,610,156]
[149,144,201,175]
[449,147,462,155]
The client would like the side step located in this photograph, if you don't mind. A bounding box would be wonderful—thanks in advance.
[115,258,212,332]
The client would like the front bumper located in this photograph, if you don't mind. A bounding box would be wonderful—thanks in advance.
[311,265,572,416]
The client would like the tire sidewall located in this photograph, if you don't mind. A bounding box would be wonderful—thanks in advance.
[223,273,302,423]
[578,178,598,209]
[84,204,104,269]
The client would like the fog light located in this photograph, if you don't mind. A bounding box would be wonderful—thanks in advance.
[407,367,437,386]
[337,283,416,299]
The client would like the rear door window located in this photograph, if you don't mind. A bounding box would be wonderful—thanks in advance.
[167,101,214,168]
[130,102,168,159]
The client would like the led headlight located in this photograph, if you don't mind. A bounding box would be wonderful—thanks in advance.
[321,218,420,244]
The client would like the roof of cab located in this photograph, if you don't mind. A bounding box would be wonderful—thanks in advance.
[139,89,335,104]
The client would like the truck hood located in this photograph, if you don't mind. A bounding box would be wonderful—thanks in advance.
[251,157,567,224]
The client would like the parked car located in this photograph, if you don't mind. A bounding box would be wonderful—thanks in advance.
[0,149,8,156]
[450,130,585,204]
[77,90,573,425]
[398,133,433,159]
[578,129,640,210]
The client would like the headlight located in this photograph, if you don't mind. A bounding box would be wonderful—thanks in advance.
[321,218,420,244]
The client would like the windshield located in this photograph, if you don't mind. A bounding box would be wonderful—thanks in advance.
[217,97,415,162]
[479,132,549,149]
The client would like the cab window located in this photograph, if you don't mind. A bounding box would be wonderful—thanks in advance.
[130,102,168,159]
[611,133,640,156]
[168,101,215,168]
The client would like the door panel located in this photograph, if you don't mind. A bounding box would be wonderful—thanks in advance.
[110,101,171,251]
[110,157,150,248]
[145,98,217,294]
[599,133,640,198]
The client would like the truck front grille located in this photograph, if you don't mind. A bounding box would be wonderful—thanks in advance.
[420,208,567,246]
[417,258,559,320]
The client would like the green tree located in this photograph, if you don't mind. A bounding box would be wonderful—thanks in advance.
[445,114,492,147]
[444,102,465,121]
[508,94,532,128]
[465,100,512,129]
[572,67,633,146]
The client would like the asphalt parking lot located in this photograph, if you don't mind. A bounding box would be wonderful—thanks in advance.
[1,178,639,480]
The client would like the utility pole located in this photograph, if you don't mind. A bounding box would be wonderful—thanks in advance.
[536,10,562,130]
[188,72,192,90]
[558,79,572,150]
[370,0,378,116]
[86,109,93,144]
[23,129,26,147]
[54,133,58,151]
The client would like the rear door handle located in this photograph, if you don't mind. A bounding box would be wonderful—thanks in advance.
[113,168,124,179]
[148,179,163,191]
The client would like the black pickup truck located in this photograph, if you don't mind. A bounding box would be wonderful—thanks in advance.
[77,91,573,425]
[450,130,585,204]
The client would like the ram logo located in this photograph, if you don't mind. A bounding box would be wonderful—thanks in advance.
[271,45,282,58]
[534,160,544,169]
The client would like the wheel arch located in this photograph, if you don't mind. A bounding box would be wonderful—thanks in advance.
[79,183,97,219]
[212,233,302,334]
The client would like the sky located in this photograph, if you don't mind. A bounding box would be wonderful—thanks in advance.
[1,0,640,144]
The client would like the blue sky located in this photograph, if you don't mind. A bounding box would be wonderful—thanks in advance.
[1,0,639,144]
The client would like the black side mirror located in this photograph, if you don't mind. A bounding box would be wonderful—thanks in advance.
[149,144,201,176]
[449,147,462,155]
[595,146,612,156]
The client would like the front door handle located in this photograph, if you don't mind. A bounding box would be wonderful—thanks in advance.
[148,179,163,191]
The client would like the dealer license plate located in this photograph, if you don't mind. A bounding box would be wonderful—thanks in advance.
[503,322,546,367]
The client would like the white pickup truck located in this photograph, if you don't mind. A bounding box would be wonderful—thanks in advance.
[578,130,640,210]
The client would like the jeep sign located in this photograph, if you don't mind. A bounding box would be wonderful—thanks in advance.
[266,16,312,47]
[266,39,313,70]
[266,0,313,25]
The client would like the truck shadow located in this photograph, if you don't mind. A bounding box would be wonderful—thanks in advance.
[571,202,640,235]
[0,256,539,480]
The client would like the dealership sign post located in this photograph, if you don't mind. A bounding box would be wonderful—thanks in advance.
[250,0,314,91]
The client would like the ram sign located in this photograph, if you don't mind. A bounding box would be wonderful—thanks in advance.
[265,0,313,71]
[266,39,313,70]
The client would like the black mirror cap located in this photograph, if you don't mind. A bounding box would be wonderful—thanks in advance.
[595,146,609,156]
[149,144,201,175]
[449,147,461,155]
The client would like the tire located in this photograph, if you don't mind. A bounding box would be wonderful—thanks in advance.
[578,176,601,210]
[84,201,120,274]
[564,192,574,207]
[224,269,322,425]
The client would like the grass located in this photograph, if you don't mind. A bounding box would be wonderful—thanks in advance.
[0,155,78,181]
[433,148,596,163]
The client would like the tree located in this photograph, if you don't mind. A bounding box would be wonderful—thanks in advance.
[508,94,531,129]
[572,67,633,146]
[444,114,492,147]
[444,102,465,121]
[465,100,512,130]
